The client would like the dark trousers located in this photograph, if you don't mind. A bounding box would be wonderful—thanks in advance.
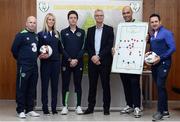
[152,60,171,113]
[87,63,111,111]
[120,73,141,108]
[16,64,38,113]
[40,61,60,111]
[61,63,83,106]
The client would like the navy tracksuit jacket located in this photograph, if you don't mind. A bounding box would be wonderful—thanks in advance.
[60,26,85,106]
[11,29,38,113]
[38,30,61,112]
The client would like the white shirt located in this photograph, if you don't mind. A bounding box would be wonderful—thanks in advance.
[49,31,52,36]
[95,25,103,55]
[154,31,158,38]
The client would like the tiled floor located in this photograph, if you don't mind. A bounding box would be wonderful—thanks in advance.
[0,100,180,121]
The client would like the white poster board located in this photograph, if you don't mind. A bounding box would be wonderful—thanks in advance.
[111,22,148,74]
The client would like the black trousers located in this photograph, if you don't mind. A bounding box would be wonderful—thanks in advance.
[40,61,60,112]
[87,62,111,111]
[152,60,171,113]
[120,73,141,108]
[16,64,38,113]
[61,63,83,106]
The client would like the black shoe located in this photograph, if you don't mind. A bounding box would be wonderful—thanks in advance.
[43,106,50,115]
[104,110,110,115]
[83,108,94,115]
[43,110,50,115]
[162,111,170,118]
[52,110,58,115]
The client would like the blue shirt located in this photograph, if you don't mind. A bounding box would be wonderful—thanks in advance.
[95,26,103,55]
[150,26,176,61]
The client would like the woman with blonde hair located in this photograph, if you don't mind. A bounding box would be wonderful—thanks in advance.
[38,13,62,115]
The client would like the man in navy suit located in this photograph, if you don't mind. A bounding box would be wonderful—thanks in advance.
[84,9,114,115]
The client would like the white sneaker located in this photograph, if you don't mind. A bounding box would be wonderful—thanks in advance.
[61,106,68,115]
[27,111,40,117]
[18,112,26,119]
[75,106,83,115]
[120,105,134,114]
[134,107,142,118]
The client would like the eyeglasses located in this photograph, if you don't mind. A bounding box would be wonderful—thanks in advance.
[95,15,104,17]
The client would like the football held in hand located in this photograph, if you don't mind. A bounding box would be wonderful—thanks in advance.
[39,45,53,58]
[144,51,157,64]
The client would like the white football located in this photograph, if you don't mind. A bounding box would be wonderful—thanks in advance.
[39,45,53,57]
[144,51,157,64]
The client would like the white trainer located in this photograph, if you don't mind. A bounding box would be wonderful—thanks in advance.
[75,106,83,115]
[134,107,142,118]
[18,112,26,119]
[61,106,68,115]
[27,111,40,117]
[120,105,134,114]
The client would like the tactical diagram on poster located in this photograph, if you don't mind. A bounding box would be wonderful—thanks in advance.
[111,22,148,74]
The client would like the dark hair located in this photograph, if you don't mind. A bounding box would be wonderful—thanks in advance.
[149,13,161,21]
[67,10,78,20]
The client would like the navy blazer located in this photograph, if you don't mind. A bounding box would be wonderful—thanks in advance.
[86,24,114,65]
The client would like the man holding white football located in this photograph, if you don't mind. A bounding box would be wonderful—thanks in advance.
[146,13,176,121]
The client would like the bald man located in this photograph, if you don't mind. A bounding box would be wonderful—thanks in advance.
[120,6,141,118]
[11,16,40,118]
[112,6,142,118]
[122,6,134,22]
